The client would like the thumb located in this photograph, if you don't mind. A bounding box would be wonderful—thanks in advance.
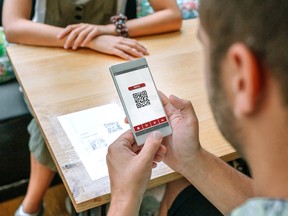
[138,131,163,163]
[169,94,197,117]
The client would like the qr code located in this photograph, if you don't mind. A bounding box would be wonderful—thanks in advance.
[104,121,123,134]
[133,90,151,109]
[89,137,107,150]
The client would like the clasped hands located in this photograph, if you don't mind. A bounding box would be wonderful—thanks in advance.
[57,23,148,60]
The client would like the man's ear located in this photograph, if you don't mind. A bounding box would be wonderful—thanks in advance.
[226,43,262,118]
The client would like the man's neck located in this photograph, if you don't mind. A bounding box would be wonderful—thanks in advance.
[244,95,288,198]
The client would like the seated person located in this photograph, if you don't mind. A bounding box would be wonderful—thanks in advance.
[106,0,288,215]
[2,1,182,215]
[3,1,182,59]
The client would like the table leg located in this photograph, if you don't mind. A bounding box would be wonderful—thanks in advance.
[101,204,107,216]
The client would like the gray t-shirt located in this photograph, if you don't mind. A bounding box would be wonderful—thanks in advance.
[230,198,288,216]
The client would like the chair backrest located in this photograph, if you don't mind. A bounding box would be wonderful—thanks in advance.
[125,0,137,20]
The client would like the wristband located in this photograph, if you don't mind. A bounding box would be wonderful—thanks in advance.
[110,14,129,38]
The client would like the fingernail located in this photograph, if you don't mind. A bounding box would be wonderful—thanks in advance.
[152,131,162,140]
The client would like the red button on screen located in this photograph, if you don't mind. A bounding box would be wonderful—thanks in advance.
[134,124,143,132]
[158,117,167,123]
[150,119,159,126]
[128,83,146,91]
[142,121,152,129]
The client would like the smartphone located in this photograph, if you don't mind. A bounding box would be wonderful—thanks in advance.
[110,58,172,145]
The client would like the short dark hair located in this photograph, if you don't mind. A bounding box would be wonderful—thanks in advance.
[199,0,288,106]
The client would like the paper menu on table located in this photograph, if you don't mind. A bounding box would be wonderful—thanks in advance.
[58,103,130,181]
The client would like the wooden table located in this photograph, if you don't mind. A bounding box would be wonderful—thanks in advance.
[7,19,238,212]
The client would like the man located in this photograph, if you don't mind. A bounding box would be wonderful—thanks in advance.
[106,0,288,215]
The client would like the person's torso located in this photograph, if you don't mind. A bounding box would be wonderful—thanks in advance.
[33,0,127,26]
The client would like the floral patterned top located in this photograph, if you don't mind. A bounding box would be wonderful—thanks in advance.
[0,28,14,84]
[137,0,199,19]
[230,198,288,216]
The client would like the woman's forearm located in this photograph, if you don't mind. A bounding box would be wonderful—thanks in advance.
[126,9,182,37]
[3,19,66,47]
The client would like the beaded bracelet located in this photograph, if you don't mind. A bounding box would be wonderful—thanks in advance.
[110,14,129,38]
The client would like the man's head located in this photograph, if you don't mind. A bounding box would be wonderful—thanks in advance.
[198,1,288,155]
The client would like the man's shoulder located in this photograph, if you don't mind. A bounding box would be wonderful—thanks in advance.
[230,198,288,216]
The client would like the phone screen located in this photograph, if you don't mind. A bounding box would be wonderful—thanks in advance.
[113,65,170,138]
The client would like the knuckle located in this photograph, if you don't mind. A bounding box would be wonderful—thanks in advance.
[119,37,126,43]
[107,144,113,153]
[70,31,77,38]
[78,31,86,37]
[127,47,133,52]
[113,49,123,56]
[129,38,137,43]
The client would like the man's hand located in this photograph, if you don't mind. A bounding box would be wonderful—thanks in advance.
[159,92,203,175]
[106,130,166,216]
[86,35,149,60]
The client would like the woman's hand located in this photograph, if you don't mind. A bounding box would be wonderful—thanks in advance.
[57,23,114,50]
[86,35,149,60]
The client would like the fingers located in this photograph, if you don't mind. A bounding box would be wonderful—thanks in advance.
[159,91,198,127]
[64,25,88,49]
[153,145,167,163]
[74,26,100,49]
[116,44,144,57]
[110,38,148,60]
[113,40,147,58]
[159,90,196,118]
[81,29,100,47]
[169,94,197,118]
[158,91,179,117]
[131,143,142,153]
[87,35,150,60]
[111,47,144,61]
[158,90,170,106]
[57,25,76,39]
[130,135,167,162]
[58,24,100,50]
[110,130,135,151]
[121,39,149,55]
[138,131,163,165]
[152,145,167,168]
[111,48,134,60]
[72,27,93,49]
[156,145,167,156]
